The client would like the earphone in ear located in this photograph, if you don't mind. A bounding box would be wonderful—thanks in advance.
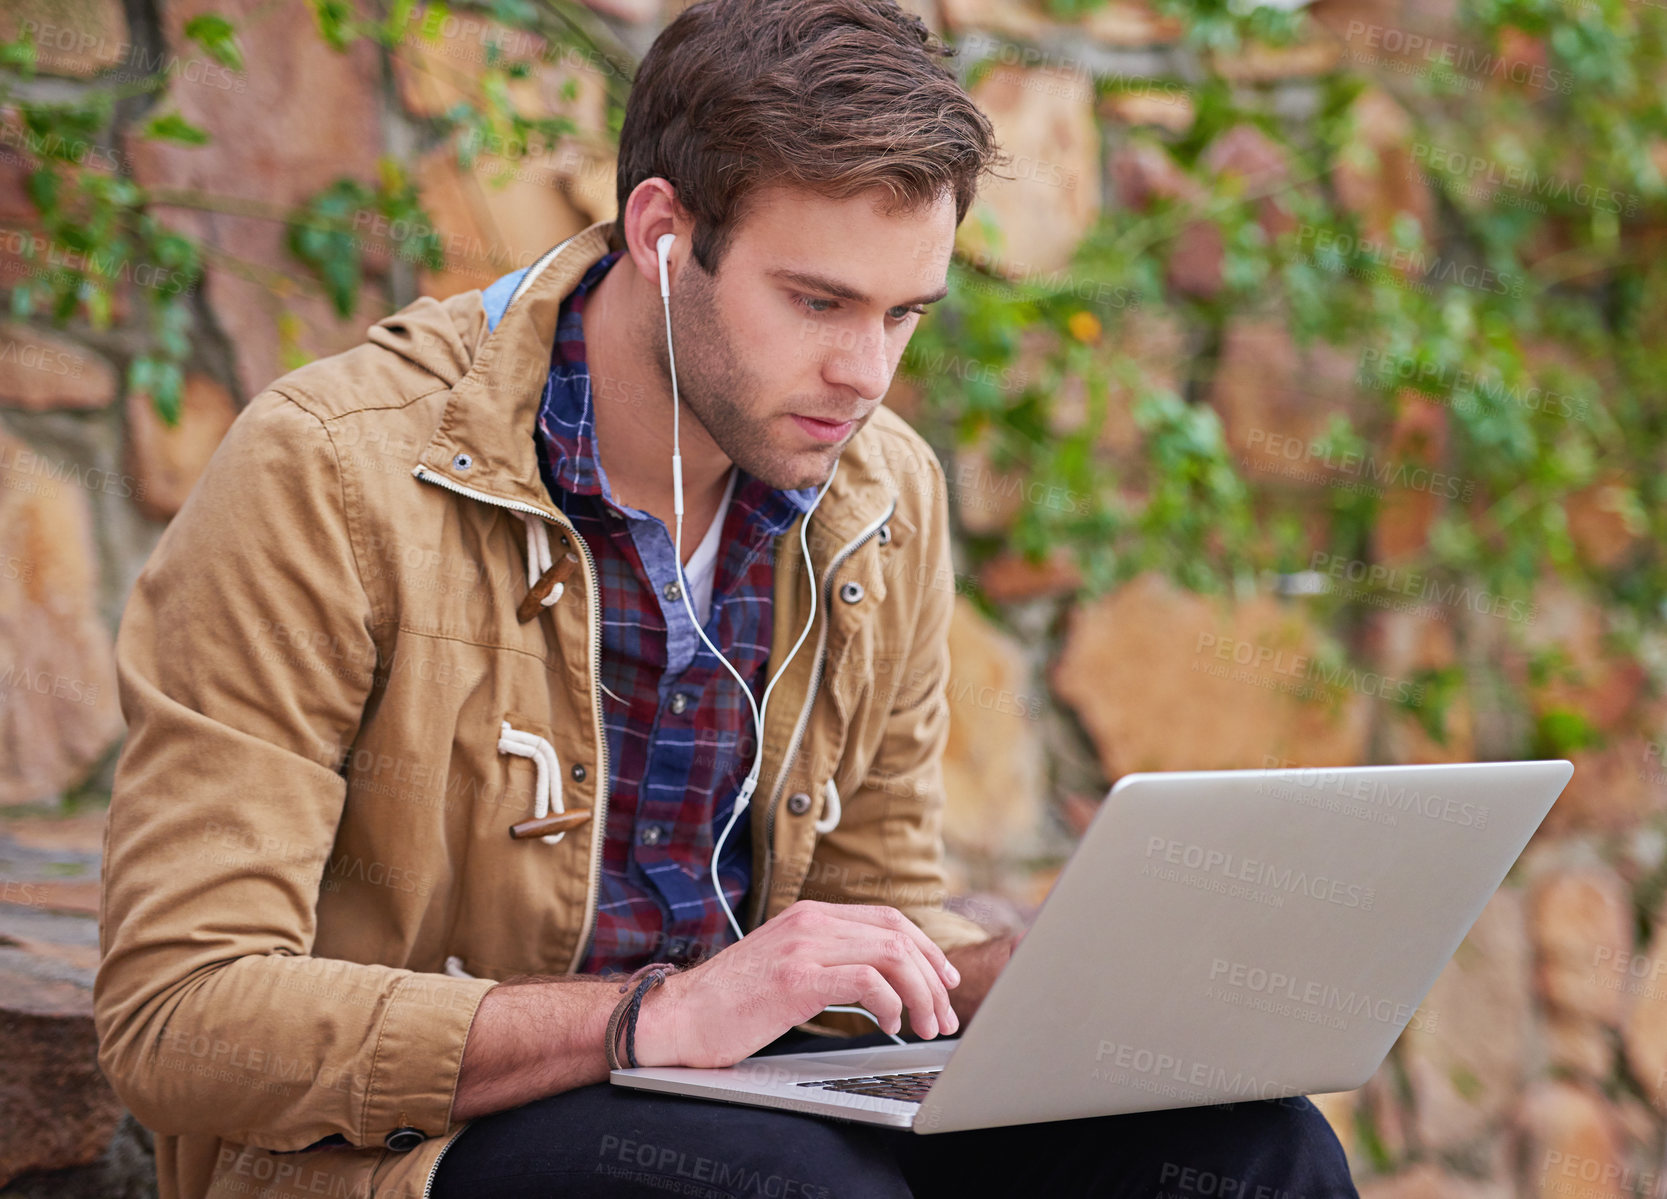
[656,232,674,300]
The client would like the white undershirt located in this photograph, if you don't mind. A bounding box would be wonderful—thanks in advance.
[681,466,736,627]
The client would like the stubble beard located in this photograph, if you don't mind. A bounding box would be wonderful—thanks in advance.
[657,262,842,492]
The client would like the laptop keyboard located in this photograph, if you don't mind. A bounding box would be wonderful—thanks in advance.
[797,1070,941,1104]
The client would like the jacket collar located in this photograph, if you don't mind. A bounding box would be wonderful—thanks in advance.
[413,220,897,554]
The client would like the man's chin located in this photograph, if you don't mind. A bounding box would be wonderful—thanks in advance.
[745,446,842,493]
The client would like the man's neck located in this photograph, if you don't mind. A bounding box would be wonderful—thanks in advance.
[585,252,733,559]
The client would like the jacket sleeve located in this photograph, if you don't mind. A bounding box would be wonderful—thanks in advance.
[93,389,497,1151]
[801,443,994,960]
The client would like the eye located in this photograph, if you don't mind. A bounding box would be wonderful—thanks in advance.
[889,305,929,321]
[794,294,837,315]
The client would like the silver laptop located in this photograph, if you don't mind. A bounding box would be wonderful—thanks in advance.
[611,760,1572,1133]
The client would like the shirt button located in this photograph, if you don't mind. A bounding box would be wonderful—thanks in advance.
[787,792,813,816]
[669,692,690,715]
[570,763,587,782]
[639,824,665,846]
[663,580,683,602]
[384,1127,425,1153]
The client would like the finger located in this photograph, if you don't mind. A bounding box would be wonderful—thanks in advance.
[801,901,960,989]
[797,920,953,1038]
[817,964,904,1036]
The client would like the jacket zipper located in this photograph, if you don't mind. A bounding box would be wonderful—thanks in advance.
[409,465,612,973]
[419,1124,466,1199]
[749,497,896,930]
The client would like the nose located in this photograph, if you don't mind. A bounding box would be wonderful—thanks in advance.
[822,320,891,402]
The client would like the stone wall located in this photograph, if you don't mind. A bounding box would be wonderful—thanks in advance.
[1,0,1659,1195]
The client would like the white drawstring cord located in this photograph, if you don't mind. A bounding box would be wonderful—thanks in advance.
[498,721,566,844]
[520,513,563,608]
[444,955,475,978]
[815,779,842,835]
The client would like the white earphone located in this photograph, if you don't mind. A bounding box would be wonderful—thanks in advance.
[655,228,832,869]
[655,232,901,1043]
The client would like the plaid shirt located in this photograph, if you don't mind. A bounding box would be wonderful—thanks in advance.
[529,250,816,977]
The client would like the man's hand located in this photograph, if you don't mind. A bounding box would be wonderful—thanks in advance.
[634,900,961,1069]
[937,928,1024,1031]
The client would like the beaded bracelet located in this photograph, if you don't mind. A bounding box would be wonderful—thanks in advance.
[604,963,677,1070]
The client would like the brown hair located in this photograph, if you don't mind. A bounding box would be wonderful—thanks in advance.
[610,0,1004,272]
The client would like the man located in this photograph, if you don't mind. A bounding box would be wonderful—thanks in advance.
[94,0,1358,1195]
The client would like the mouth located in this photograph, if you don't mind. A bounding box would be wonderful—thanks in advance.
[790,413,860,444]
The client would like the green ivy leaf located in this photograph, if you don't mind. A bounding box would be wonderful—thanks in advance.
[308,0,357,50]
[183,14,244,70]
[142,112,212,146]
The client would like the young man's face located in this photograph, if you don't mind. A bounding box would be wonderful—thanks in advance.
[665,185,957,491]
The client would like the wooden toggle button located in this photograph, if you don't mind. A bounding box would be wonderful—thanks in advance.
[516,552,581,623]
[509,808,594,840]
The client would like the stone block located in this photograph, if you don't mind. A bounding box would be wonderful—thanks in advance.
[1332,88,1434,248]
[0,324,117,412]
[413,142,595,298]
[1051,572,1370,777]
[1530,868,1630,1026]
[1518,1081,1628,1199]
[957,63,1101,279]
[0,0,127,77]
[1398,889,1530,1150]
[124,0,384,401]
[941,598,1046,866]
[124,373,236,519]
[1208,316,1367,487]
[0,429,123,806]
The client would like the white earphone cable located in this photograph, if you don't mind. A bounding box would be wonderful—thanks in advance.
[658,234,902,1045]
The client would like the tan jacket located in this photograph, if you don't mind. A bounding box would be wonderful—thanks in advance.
[93,220,990,1199]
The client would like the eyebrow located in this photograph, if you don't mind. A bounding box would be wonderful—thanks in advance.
[768,268,949,308]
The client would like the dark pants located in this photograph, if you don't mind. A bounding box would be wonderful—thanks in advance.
[431,1030,1359,1199]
